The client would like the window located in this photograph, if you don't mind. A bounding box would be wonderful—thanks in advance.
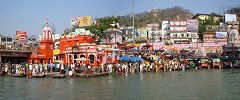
[176,22,179,25]
[7,38,12,42]
[174,34,177,37]
[1,38,6,42]
[181,34,184,37]
[192,34,196,37]
[89,54,95,64]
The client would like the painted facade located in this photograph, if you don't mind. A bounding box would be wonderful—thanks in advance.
[102,29,123,44]
[53,29,119,66]
[169,19,189,44]
[161,19,199,44]
[222,21,240,58]
[193,13,223,31]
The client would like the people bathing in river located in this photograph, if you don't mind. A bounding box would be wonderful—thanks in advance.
[0,60,190,77]
[0,57,236,78]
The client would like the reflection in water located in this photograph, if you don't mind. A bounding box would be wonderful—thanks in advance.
[0,69,240,100]
[140,73,143,81]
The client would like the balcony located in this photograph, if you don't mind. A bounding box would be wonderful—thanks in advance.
[0,45,33,52]
[169,37,191,39]
[170,30,187,33]
[170,24,187,27]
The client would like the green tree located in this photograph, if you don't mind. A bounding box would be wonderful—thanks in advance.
[88,17,120,44]
[197,13,223,41]
[226,6,240,14]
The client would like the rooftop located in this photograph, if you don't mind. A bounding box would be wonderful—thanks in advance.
[192,13,223,19]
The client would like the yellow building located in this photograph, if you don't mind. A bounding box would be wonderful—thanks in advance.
[193,13,224,32]
[193,13,223,22]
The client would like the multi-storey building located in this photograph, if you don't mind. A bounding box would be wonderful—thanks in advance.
[187,19,199,43]
[162,19,198,44]
[222,21,240,67]
[169,19,188,44]
[203,32,227,43]
[120,26,134,43]
[136,28,148,38]
[146,23,162,42]
[222,15,240,60]
[161,21,171,44]
[27,35,39,48]
[0,34,15,50]
[53,34,61,49]
[193,13,223,40]
[102,28,123,44]
[0,34,13,45]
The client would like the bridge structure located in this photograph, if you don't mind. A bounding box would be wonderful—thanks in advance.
[0,46,33,64]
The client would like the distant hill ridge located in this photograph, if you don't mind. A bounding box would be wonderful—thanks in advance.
[116,6,194,28]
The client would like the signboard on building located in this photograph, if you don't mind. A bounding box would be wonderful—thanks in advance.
[16,31,27,44]
[78,16,92,27]
[216,32,227,38]
[53,49,60,55]
[66,47,72,53]
[187,20,198,31]
[225,14,237,23]
[147,24,159,28]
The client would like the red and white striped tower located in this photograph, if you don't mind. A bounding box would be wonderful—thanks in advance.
[42,21,52,40]
[39,20,54,63]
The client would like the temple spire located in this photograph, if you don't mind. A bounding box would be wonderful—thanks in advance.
[41,19,52,40]
[46,19,49,27]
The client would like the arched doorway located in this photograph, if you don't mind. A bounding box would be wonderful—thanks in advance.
[89,54,95,64]
[97,56,103,65]
[69,55,72,64]
[80,54,85,58]
[40,59,44,64]
[107,56,111,63]
[48,58,51,64]
[74,54,78,63]
[80,54,85,64]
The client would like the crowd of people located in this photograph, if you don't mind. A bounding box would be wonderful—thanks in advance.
[0,48,235,78]
[0,63,56,77]
[0,56,200,78]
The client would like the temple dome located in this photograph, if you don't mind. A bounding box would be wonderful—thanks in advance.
[41,21,52,40]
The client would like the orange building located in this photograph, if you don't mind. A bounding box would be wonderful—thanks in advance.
[58,34,95,64]
[29,21,119,66]
[29,22,54,64]
[54,33,119,66]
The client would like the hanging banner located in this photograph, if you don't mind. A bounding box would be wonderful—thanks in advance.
[16,31,27,44]
[78,16,92,27]
[187,19,198,31]
[53,49,60,55]
[225,14,237,23]
[216,32,227,38]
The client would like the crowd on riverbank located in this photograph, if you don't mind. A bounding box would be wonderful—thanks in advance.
[0,56,236,78]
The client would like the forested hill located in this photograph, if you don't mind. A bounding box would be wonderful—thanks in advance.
[116,6,194,28]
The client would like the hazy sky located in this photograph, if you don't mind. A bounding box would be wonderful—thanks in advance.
[0,0,239,36]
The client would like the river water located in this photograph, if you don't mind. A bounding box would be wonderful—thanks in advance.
[0,69,240,100]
